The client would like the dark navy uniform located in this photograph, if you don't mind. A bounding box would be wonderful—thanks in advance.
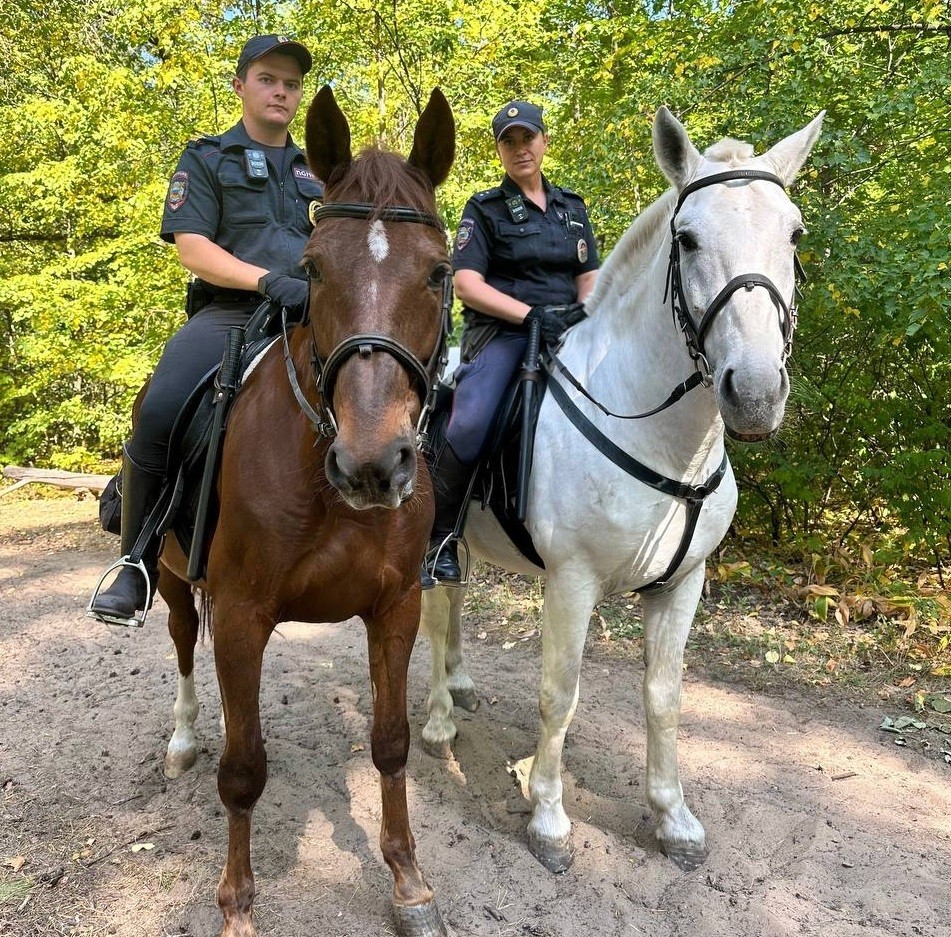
[129,121,323,472]
[446,174,599,464]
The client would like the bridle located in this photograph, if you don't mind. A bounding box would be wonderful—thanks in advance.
[541,167,808,593]
[281,202,453,443]
[665,168,804,385]
[546,168,805,423]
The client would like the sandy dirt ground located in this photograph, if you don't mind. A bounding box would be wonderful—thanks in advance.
[0,494,948,937]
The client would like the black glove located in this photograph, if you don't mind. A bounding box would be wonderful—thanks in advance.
[257,272,309,314]
[524,302,587,344]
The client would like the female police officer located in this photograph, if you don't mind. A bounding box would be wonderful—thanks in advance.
[426,99,600,583]
[89,35,323,626]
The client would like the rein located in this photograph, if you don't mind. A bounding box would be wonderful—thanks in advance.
[545,168,804,593]
[281,201,453,444]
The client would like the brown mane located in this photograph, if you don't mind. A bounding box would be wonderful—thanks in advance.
[325,148,436,213]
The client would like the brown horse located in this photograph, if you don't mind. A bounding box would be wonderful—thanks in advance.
[156,86,455,937]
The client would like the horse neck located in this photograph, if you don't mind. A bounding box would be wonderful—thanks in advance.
[558,205,725,483]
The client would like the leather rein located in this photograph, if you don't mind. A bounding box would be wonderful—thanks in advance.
[545,168,804,593]
[281,202,453,444]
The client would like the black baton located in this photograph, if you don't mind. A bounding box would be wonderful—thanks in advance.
[516,318,542,522]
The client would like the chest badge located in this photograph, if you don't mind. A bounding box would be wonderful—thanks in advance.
[577,238,588,263]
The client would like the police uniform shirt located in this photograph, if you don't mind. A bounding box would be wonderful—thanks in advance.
[451,174,600,327]
[160,120,323,276]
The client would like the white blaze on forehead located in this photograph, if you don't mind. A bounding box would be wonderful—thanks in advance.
[368,220,389,261]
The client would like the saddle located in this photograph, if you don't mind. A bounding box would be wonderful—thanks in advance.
[100,302,290,581]
[424,362,548,572]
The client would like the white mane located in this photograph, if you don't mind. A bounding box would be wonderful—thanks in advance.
[586,188,675,313]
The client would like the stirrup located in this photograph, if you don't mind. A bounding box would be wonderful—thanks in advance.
[422,534,470,590]
[86,556,154,629]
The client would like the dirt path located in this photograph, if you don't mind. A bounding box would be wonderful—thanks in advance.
[1,496,948,937]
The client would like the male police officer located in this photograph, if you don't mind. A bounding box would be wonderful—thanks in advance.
[88,35,322,627]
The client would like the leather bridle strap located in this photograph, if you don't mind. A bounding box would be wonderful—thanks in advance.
[311,202,446,232]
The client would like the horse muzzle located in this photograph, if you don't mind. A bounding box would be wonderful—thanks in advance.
[325,437,418,510]
[715,358,789,443]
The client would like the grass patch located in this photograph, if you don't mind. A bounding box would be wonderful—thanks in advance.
[0,873,33,907]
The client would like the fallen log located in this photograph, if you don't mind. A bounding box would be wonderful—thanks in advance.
[2,465,113,496]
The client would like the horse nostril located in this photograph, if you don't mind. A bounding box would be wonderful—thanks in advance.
[721,367,736,399]
[325,446,343,486]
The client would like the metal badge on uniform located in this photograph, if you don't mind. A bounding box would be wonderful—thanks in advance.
[577,238,588,263]
[506,195,529,223]
[167,171,189,211]
[456,218,474,251]
[244,149,269,180]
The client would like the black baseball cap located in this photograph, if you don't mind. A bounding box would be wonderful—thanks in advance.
[236,35,312,77]
[492,101,546,141]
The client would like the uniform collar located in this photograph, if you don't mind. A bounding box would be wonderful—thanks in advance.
[220,120,304,158]
[500,173,563,204]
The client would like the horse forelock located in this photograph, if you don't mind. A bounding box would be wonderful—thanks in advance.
[702,137,756,166]
[326,148,436,214]
[586,189,675,313]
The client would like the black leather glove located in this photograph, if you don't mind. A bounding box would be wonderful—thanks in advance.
[257,272,309,314]
[524,302,587,344]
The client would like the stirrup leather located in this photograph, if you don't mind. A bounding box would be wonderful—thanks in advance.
[86,556,154,629]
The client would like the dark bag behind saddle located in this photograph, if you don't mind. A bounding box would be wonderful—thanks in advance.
[98,473,122,535]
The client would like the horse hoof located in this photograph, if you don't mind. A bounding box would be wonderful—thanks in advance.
[164,747,197,780]
[421,733,455,760]
[393,899,448,936]
[663,841,708,872]
[528,832,574,873]
[449,686,480,712]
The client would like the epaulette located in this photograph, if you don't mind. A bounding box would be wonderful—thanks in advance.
[558,186,585,202]
[185,134,221,150]
[473,187,504,202]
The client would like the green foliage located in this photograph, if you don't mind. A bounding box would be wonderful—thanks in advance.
[0,0,947,573]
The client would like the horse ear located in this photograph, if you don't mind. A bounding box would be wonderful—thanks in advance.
[306,85,352,185]
[653,106,702,189]
[761,111,826,186]
[407,88,455,188]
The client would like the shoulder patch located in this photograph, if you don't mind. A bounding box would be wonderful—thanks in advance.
[166,171,189,212]
[455,217,475,251]
[474,187,504,202]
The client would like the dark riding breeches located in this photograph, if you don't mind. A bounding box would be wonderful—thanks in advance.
[446,328,528,465]
[126,301,256,473]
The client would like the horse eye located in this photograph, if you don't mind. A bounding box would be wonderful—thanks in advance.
[302,259,323,283]
[675,231,698,252]
[791,227,806,246]
[428,263,451,289]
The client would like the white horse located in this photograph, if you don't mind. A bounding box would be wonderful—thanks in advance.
[420,106,824,873]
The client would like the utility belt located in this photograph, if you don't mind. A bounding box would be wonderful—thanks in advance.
[185,279,260,318]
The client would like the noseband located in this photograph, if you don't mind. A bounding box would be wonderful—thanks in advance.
[665,168,805,384]
[282,202,453,443]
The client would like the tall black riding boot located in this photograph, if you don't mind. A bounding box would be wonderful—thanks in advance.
[87,451,165,627]
[426,444,475,584]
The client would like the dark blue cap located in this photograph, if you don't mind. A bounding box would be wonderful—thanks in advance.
[236,35,312,76]
[492,101,546,141]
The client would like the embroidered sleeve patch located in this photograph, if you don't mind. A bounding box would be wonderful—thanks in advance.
[455,217,474,251]
[167,171,189,212]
